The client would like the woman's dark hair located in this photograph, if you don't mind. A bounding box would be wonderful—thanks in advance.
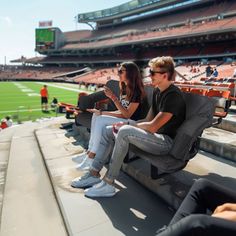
[120,61,145,101]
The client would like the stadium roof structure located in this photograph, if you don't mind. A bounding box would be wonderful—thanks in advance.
[76,0,213,24]
[29,0,236,66]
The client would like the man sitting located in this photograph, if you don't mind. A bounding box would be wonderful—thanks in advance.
[72,56,186,197]
[51,97,58,110]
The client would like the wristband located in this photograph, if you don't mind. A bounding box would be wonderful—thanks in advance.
[111,94,117,101]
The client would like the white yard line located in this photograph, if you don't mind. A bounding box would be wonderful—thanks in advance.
[36,82,92,93]
[0,108,42,114]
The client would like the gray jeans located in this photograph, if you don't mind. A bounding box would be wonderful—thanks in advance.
[91,125,173,181]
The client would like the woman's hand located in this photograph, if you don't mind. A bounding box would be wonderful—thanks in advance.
[104,86,117,101]
[112,122,125,135]
[87,108,101,116]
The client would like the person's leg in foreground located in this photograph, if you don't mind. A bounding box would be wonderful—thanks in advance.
[156,178,236,236]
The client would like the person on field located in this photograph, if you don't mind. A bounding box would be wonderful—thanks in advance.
[40,85,49,111]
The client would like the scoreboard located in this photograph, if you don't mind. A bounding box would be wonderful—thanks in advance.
[35,28,55,50]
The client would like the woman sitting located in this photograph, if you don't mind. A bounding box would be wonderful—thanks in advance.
[72,61,146,175]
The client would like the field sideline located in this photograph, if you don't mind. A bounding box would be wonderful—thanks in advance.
[0,82,90,122]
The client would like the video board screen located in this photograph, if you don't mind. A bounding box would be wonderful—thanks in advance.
[35,28,55,50]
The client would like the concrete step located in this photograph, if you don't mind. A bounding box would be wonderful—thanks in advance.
[200,127,236,162]
[0,122,67,236]
[215,112,236,133]
[2,116,236,235]
[35,125,174,236]
[0,126,17,221]
[122,150,236,210]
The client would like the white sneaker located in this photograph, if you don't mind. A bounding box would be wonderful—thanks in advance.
[84,180,116,197]
[72,152,87,163]
[76,156,93,171]
[71,172,101,188]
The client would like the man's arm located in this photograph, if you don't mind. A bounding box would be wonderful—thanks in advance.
[137,112,173,133]
[135,107,154,123]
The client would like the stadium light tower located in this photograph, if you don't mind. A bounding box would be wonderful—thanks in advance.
[74,16,78,30]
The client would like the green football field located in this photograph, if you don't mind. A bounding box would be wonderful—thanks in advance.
[0,81,90,122]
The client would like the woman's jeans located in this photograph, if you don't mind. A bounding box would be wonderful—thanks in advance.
[88,113,128,154]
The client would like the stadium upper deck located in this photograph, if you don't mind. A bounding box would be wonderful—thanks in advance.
[77,0,196,27]
[29,0,236,67]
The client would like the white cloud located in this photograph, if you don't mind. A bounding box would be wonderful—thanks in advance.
[0,16,13,27]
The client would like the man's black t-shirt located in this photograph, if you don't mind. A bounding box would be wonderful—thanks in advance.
[151,84,186,139]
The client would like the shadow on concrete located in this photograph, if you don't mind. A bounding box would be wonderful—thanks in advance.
[94,173,174,236]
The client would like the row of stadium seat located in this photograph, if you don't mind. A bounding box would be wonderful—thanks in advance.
[64,17,236,51]
[180,87,231,122]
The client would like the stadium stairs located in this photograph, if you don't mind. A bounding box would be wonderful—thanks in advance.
[1,109,236,235]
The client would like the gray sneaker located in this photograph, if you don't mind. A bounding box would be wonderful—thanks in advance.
[71,152,87,163]
[84,180,116,197]
[71,172,101,188]
[76,156,93,171]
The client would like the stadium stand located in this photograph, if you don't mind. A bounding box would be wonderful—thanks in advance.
[3,0,236,104]
[11,0,232,69]
[2,2,236,234]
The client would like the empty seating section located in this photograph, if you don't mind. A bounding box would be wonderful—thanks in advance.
[175,64,205,80]
[174,63,235,120]
[62,17,236,51]
[218,64,236,78]
[177,81,232,120]
[206,90,231,100]
[0,67,76,80]
[64,30,92,42]
[177,47,201,57]
[74,68,119,85]
[64,1,236,44]
[200,42,227,55]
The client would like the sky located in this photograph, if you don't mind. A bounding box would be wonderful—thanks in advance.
[0,0,130,64]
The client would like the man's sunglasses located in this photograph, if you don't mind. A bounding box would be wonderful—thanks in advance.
[149,69,166,76]
[118,69,126,74]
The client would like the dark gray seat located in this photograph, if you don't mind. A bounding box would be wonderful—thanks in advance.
[75,80,120,128]
[128,92,215,179]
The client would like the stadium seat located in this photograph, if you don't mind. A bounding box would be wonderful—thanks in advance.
[75,80,119,127]
[190,88,208,96]
[58,102,74,113]
[206,89,231,122]
[180,87,190,93]
[128,92,215,179]
[64,92,89,119]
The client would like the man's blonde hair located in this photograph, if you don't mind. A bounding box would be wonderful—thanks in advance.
[149,56,175,81]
